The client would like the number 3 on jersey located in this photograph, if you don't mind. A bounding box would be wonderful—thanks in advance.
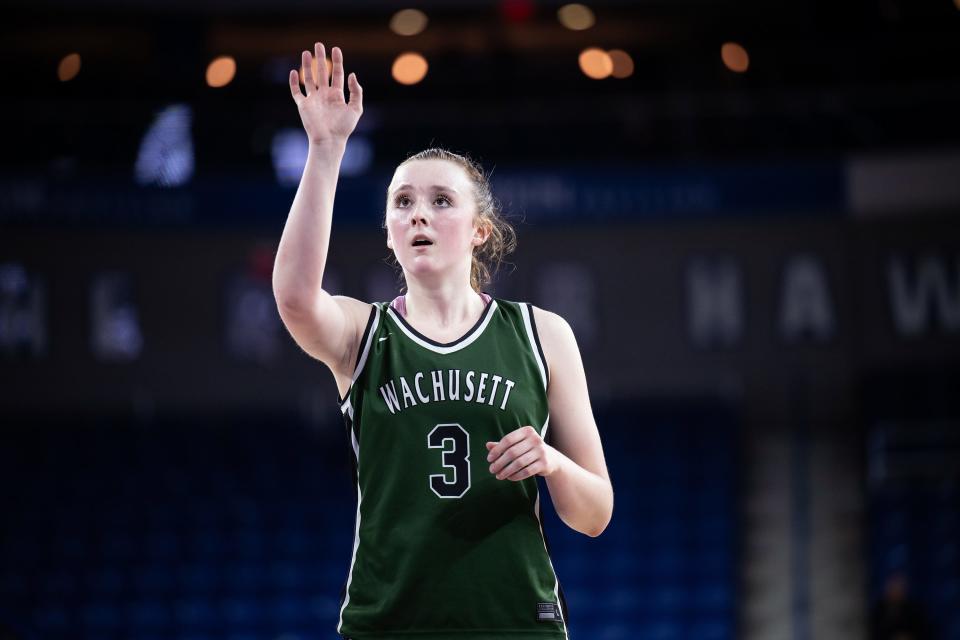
[427,423,471,498]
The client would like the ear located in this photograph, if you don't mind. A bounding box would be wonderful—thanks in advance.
[472,220,492,247]
[386,229,393,250]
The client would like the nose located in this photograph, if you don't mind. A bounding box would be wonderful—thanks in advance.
[410,202,429,226]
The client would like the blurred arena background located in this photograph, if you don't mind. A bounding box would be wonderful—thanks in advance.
[2,0,959,638]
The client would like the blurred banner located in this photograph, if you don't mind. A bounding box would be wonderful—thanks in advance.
[2,213,957,416]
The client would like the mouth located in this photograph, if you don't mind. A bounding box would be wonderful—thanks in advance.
[411,238,434,247]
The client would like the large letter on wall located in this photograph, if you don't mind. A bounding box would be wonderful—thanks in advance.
[685,256,743,348]
[779,254,835,343]
[888,253,960,338]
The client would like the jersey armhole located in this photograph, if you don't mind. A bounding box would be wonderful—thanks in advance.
[528,304,551,388]
[522,303,553,446]
[337,303,381,410]
[520,303,550,390]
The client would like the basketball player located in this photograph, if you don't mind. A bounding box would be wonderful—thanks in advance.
[274,43,613,639]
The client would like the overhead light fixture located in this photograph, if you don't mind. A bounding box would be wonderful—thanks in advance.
[558,4,595,31]
[721,42,749,73]
[392,52,429,85]
[608,49,634,79]
[579,47,612,79]
[390,9,429,36]
[206,55,237,88]
[57,53,82,82]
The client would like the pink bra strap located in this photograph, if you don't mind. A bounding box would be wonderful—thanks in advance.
[390,294,407,317]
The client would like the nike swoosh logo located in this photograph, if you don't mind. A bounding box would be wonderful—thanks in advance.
[379,336,389,342]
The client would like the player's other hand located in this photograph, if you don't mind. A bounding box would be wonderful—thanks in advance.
[289,42,363,146]
[486,426,561,481]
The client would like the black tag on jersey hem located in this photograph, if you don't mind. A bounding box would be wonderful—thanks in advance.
[537,601,562,622]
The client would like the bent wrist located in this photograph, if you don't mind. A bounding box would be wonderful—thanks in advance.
[543,445,568,478]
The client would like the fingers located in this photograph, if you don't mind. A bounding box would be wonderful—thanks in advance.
[295,43,357,112]
[506,459,543,482]
[486,426,537,463]
[315,42,328,88]
[288,69,304,104]
[494,449,539,481]
[348,72,363,111]
[301,49,315,95]
[331,45,344,92]
[487,426,548,482]
[489,440,533,477]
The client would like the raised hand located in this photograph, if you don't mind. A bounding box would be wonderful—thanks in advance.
[288,42,363,146]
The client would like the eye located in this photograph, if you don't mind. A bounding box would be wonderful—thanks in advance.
[393,193,452,207]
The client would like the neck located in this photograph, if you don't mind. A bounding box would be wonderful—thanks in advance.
[403,278,484,328]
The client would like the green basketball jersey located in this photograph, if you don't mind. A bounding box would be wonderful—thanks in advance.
[335,296,570,640]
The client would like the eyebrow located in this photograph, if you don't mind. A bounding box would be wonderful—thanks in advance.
[391,184,460,195]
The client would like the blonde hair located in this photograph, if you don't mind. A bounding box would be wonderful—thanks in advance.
[384,148,517,292]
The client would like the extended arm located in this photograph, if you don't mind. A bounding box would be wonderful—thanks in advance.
[272,43,370,377]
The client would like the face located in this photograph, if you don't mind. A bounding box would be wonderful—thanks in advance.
[385,158,490,285]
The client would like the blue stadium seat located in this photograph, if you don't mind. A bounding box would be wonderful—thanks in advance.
[2,403,739,639]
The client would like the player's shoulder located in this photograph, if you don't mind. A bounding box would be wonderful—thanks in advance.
[496,301,579,383]
[332,294,376,310]
[493,297,574,343]
[330,295,379,330]
[529,305,576,348]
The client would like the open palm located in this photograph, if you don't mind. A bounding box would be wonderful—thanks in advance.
[289,43,363,146]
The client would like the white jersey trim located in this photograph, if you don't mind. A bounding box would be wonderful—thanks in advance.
[540,415,550,441]
[386,300,499,355]
[534,488,570,640]
[336,306,379,634]
[338,303,382,409]
[352,303,381,385]
[350,422,359,459]
[519,303,548,390]
[337,480,363,634]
